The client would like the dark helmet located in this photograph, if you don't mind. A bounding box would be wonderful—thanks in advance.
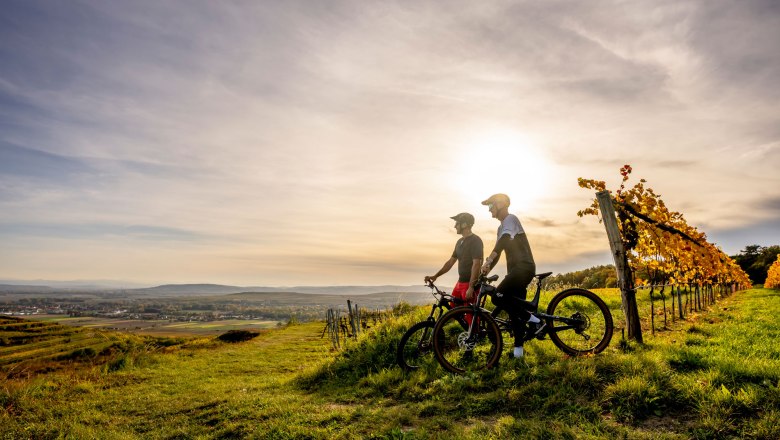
[450,212,475,226]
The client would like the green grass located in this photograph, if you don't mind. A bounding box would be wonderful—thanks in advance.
[29,314,283,337]
[2,289,780,439]
[0,317,190,378]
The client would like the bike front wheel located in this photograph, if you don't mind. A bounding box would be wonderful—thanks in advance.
[432,307,503,374]
[546,288,613,356]
[396,320,436,371]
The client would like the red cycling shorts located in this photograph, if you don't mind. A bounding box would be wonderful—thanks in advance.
[451,281,479,325]
[451,281,477,306]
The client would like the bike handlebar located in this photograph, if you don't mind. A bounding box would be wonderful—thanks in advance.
[481,274,500,283]
[425,280,465,304]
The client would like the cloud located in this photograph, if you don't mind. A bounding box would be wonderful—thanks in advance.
[0,141,96,180]
[709,217,780,254]
[756,196,780,212]
[686,0,780,99]
[1,1,779,284]
[0,221,211,243]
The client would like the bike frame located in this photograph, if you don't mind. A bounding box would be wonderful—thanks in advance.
[423,280,463,323]
[461,273,591,343]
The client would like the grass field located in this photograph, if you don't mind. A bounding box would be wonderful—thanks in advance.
[2,288,779,439]
[30,315,282,337]
[0,315,195,379]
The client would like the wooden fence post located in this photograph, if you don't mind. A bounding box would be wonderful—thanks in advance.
[596,191,643,343]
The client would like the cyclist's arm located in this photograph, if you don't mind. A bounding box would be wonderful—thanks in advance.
[466,258,482,300]
[482,233,513,273]
[425,257,457,282]
[482,251,499,274]
[469,258,482,287]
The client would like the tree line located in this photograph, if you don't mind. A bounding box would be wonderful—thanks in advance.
[730,244,780,286]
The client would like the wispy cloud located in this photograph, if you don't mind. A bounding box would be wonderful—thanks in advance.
[0,222,205,242]
[1,0,778,284]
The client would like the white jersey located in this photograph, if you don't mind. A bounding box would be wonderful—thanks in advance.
[497,214,525,240]
[492,213,535,270]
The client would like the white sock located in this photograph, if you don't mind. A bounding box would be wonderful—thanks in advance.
[513,346,524,358]
[528,315,540,324]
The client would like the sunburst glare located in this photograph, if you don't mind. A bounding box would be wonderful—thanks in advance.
[455,129,552,213]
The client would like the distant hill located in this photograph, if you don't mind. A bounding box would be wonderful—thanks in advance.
[0,279,147,290]
[0,284,55,293]
[0,281,432,297]
[244,285,431,295]
[131,284,431,296]
[132,284,246,295]
[225,290,433,308]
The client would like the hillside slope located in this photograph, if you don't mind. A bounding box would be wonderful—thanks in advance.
[2,289,779,439]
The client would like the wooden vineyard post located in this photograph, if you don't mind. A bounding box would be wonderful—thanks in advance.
[347,300,359,338]
[325,308,341,349]
[596,191,644,343]
[677,285,684,319]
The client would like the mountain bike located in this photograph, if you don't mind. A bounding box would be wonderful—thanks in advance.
[395,280,463,371]
[432,272,614,374]
[396,281,506,371]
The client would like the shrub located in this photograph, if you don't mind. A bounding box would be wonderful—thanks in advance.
[106,355,130,372]
[217,330,260,343]
[58,347,97,361]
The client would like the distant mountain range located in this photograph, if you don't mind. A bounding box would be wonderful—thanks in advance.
[0,281,432,296]
[134,284,431,296]
[0,279,148,289]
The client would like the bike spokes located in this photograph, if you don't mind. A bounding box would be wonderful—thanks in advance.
[546,289,613,356]
[396,321,436,371]
[433,308,502,374]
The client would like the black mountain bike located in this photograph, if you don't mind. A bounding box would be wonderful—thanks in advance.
[396,281,508,371]
[395,280,463,371]
[432,272,614,374]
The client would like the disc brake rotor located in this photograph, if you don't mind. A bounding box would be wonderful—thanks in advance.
[457,332,477,350]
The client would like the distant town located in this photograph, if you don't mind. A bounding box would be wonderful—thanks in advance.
[0,284,432,325]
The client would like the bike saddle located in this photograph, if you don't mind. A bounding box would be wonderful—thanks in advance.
[535,272,553,280]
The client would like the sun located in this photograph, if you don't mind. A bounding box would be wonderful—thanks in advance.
[454,129,552,213]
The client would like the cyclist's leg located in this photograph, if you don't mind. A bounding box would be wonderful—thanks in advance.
[495,270,534,348]
[451,282,473,326]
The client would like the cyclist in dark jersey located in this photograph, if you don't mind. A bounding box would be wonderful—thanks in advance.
[425,213,484,320]
[480,193,541,359]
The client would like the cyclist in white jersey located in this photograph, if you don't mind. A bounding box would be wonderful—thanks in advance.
[480,193,541,359]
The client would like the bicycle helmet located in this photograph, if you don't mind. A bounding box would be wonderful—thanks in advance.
[481,193,510,206]
[450,212,475,226]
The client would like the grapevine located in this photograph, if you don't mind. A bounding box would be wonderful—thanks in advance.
[578,165,752,332]
[766,255,780,289]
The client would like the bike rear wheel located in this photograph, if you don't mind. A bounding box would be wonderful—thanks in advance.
[546,288,613,356]
[396,320,436,371]
[432,307,503,374]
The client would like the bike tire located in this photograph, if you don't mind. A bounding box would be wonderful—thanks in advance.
[432,307,503,374]
[546,288,613,356]
[396,320,436,371]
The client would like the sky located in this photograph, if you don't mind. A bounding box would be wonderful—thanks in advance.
[1,0,778,287]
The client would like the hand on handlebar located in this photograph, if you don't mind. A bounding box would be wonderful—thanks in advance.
[424,275,437,284]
